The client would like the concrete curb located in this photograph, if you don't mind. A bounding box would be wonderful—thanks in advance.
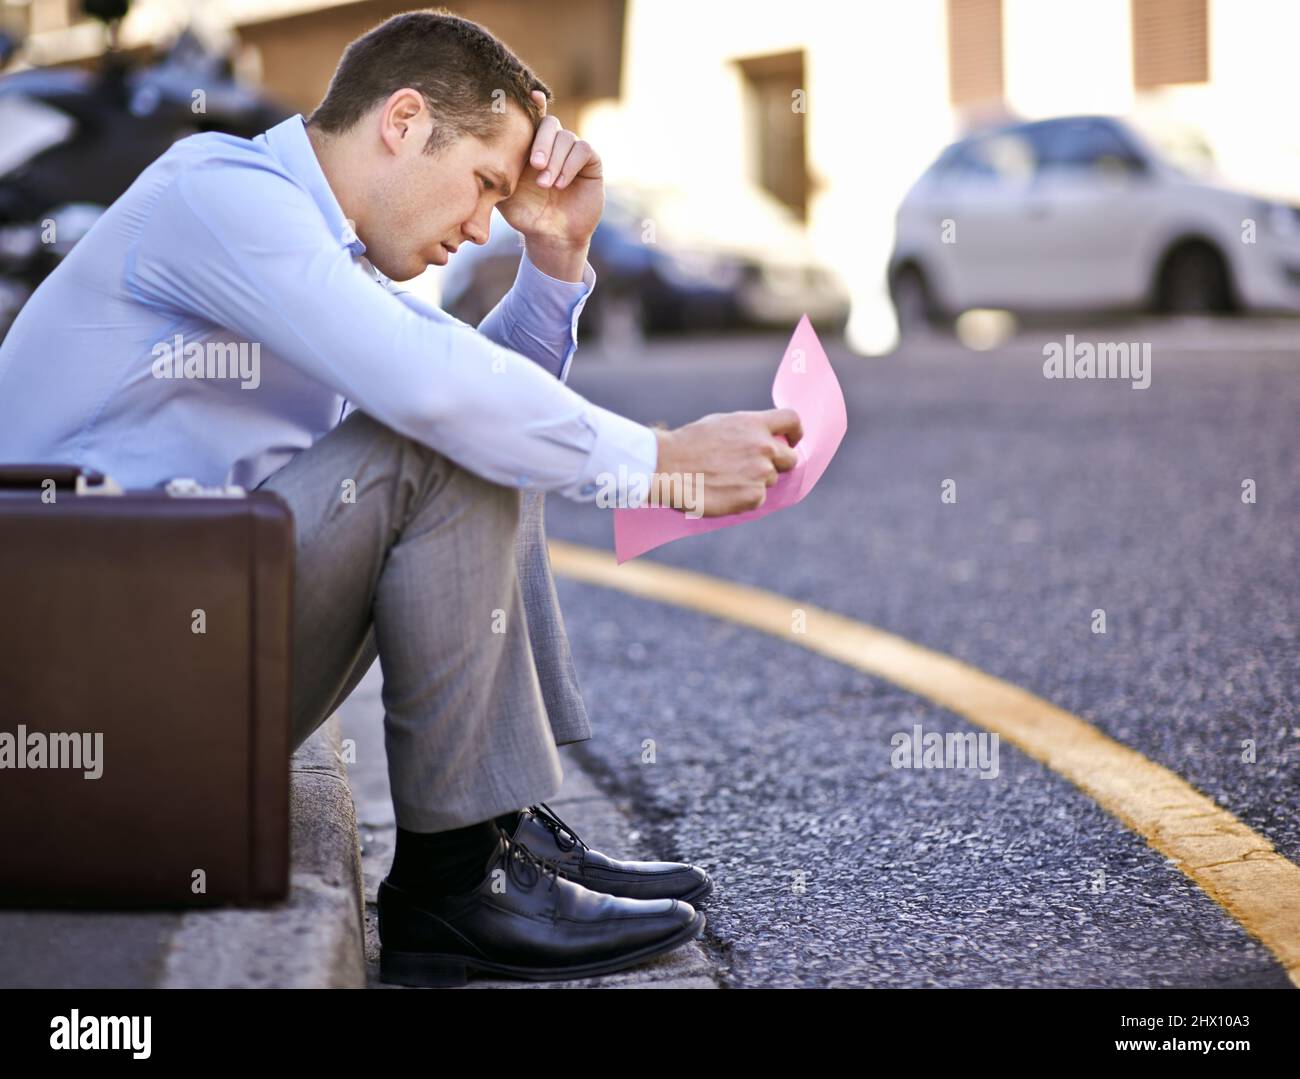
[0,716,367,988]
[161,716,367,988]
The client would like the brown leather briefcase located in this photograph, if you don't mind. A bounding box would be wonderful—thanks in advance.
[0,464,294,907]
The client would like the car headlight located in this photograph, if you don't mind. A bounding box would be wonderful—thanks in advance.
[1264,200,1300,237]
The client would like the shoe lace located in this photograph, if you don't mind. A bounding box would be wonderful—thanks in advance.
[529,801,590,862]
[498,824,561,893]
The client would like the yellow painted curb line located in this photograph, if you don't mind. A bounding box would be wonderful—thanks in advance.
[550,539,1300,987]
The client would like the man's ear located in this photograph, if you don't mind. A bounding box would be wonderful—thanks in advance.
[379,88,427,155]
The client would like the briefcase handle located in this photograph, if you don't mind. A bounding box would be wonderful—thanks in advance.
[0,463,123,495]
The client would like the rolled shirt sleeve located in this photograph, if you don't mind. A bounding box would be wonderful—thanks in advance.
[381,246,591,385]
[475,247,594,382]
[123,159,657,504]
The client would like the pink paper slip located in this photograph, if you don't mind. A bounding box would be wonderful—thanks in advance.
[613,314,848,562]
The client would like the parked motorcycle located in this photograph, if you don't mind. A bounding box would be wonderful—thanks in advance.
[0,1,290,338]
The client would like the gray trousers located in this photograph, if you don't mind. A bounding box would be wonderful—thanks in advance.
[254,410,592,832]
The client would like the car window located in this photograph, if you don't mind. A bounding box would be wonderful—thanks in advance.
[601,193,649,233]
[939,132,1036,186]
[1033,119,1143,174]
[0,96,76,178]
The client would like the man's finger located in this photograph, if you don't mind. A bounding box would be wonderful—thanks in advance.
[763,407,803,446]
[552,139,594,189]
[548,134,591,188]
[539,130,576,187]
[529,114,561,171]
[771,439,798,473]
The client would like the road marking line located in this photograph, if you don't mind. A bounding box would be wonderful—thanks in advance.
[550,540,1300,986]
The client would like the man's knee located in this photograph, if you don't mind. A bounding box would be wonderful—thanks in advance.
[347,411,523,539]
[445,458,523,541]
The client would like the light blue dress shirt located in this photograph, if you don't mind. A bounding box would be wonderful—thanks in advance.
[0,114,658,502]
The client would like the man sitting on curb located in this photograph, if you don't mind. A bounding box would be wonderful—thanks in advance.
[0,7,802,986]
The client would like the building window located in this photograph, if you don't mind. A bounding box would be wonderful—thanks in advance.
[737,50,808,221]
[947,0,1003,107]
[1132,0,1208,89]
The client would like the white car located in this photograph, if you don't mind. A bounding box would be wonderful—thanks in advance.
[888,114,1300,332]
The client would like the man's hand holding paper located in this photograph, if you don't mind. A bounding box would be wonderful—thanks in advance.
[615,314,847,561]
[650,407,805,517]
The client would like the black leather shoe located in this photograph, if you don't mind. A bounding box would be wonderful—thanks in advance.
[377,827,705,986]
[505,802,714,905]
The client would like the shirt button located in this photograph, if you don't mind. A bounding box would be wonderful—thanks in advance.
[516,474,530,487]
[580,482,597,496]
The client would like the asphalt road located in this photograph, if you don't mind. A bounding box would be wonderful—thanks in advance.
[543,318,1299,988]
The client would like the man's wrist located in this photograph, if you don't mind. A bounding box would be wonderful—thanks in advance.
[523,234,591,282]
[651,426,677,506]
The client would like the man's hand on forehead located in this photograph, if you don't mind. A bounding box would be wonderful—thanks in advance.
[497,88,603,258]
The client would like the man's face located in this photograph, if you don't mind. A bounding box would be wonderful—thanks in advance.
[364,101,534,282]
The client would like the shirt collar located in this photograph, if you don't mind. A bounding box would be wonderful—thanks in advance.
[261,113,367,256]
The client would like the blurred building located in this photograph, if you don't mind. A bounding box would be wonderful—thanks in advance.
[588,0,1299,352]
[4,0,1295,352]
[0,1,624,114]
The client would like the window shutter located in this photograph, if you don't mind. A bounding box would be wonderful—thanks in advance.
[1133,0,1208,89]
[947,0,1004,107]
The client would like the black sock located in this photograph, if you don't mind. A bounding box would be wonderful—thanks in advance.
[388,818,507,897]
[494,808,524,835]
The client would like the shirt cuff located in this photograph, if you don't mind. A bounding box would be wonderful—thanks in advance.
[504,247,596,382]
[568,403,659,507]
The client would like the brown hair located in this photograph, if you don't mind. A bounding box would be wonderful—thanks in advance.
[306,7,551,154]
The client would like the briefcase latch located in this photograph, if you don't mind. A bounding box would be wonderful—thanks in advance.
[164,477,247,498]
[74,473,124,497]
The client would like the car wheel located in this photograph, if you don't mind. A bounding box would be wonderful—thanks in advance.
[891,265,946,338]
[1156,243,1233,314]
